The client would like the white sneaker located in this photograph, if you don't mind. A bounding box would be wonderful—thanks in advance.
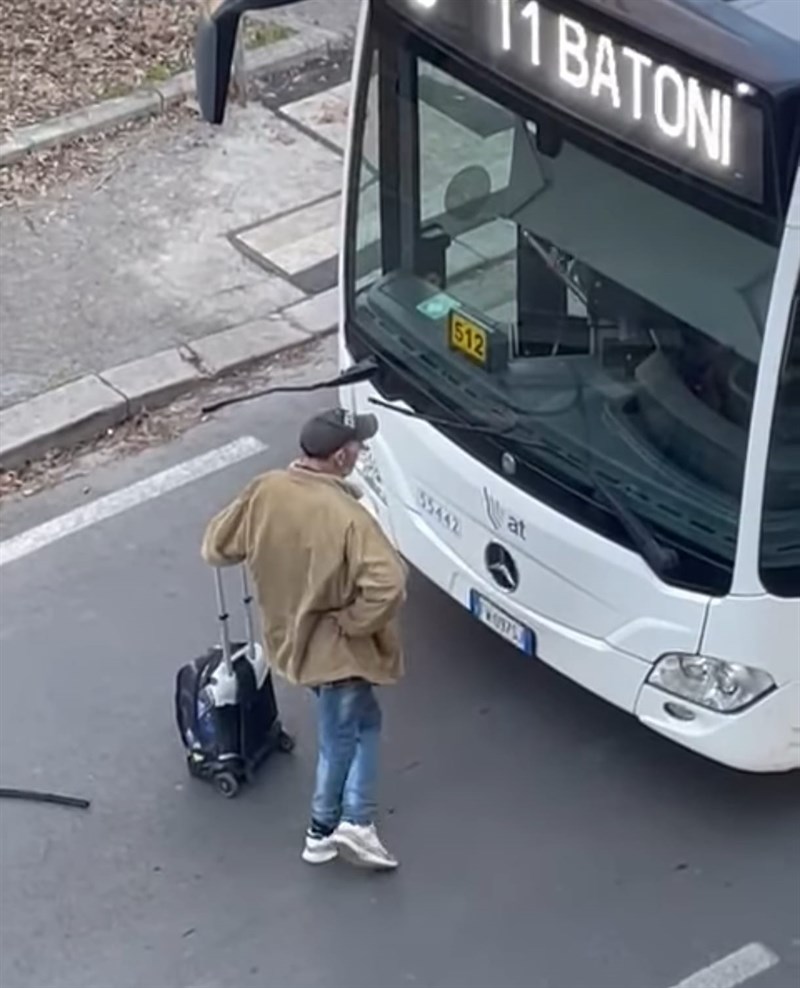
[332,822,399,870]
[301,830,338,865]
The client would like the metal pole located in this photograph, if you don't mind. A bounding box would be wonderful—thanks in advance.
[241,565,257,662]
[214,568,234,674]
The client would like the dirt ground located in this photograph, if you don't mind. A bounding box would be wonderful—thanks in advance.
[0,1,293,206]
[0,1,291,134]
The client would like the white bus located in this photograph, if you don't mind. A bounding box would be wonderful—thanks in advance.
[197,0,800,772]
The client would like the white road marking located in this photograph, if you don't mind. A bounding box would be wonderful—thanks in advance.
[670,943,779,988]
[0,436,266,568]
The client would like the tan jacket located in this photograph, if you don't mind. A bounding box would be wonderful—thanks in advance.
[201,464,408,687]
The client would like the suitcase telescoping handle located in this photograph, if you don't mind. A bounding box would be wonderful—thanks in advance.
[213,565,257,675]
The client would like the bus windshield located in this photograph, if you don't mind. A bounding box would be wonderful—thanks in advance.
[348,48,783,595]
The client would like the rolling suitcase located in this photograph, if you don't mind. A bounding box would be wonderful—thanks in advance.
[174,565,294,798]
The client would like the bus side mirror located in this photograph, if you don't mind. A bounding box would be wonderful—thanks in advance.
[195,0,304,124]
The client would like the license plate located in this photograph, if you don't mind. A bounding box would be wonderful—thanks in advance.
[448,310,488,365]
[470,590,535,655]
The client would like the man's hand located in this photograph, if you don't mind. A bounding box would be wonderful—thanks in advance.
[336,521,407,638]
[201,482,255,566]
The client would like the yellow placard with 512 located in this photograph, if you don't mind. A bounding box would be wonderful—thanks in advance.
[448,311,488,365]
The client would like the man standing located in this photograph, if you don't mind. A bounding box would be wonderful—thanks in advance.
[201,408,407,870]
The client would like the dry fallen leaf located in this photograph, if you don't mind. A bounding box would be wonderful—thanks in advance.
[0,1,199,135]
[0,2,289,205]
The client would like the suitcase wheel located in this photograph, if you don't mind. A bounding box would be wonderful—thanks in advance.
[213,771,240,799]
[186,754,204,779]
[277,729,295,754]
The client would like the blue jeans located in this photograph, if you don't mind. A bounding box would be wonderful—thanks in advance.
[310,680,382,831]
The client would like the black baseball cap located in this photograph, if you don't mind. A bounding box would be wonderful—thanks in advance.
[299,407,379,458]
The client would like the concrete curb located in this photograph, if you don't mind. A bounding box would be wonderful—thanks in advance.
[0,22,351,166]
[0,291,338,472]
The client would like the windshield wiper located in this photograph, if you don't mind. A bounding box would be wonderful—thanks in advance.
[520,230,591,317]
[370,395,678,577]
[360,303,677,576]
[368,396,519,435]
[587,475,678,574]
[202,357,380,414]
[516,235,678,574]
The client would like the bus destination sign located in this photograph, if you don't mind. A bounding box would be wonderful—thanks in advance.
[388,0,765,202]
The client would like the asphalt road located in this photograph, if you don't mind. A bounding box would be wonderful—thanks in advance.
[1,347,798,988]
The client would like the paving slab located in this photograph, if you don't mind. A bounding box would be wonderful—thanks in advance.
[281,81,352,149]
[281,0,362,37]
[188,315,309,377]
[100,347,205,413]
[0,375,126,469]
[234,193,342,277]
[283,286,340,336]
[232,193,345,297]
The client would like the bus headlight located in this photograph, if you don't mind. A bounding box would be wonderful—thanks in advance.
[647,654,775,713]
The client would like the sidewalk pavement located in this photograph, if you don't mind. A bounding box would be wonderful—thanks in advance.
[0,0,360,471]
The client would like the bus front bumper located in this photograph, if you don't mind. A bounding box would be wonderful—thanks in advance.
[357,484,800,774]
[635,681,800,773]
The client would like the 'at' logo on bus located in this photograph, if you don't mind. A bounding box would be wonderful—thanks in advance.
[484,489,527,540]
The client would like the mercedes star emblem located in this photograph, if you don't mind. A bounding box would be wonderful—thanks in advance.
[485,542,519,592]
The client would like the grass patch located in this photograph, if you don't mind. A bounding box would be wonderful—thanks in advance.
[244,21,295,49]
[102,81,133,100]
[65,19,294,111]
[144,64,173,84]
